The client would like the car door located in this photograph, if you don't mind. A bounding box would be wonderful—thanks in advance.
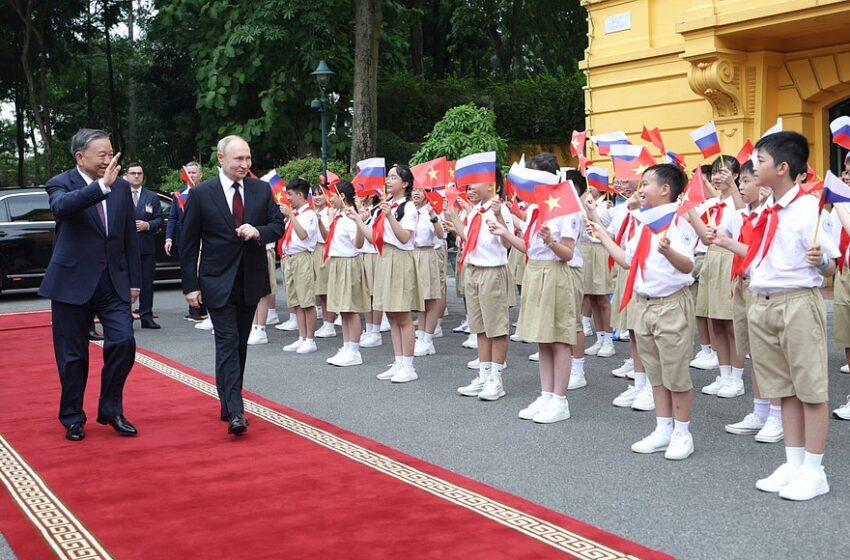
[0,192,55,290]
[153,192,180,279]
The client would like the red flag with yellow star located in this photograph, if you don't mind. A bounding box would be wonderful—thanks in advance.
[534,181,582,224]
[411,157,449,189]
[675,167,706,219]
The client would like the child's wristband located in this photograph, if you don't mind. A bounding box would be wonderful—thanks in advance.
[817,253,829,270]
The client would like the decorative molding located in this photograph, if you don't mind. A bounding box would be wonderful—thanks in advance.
[687,56,747,117]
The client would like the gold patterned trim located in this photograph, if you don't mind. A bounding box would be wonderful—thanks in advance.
[0,434,112,559]
[128,347,644,560]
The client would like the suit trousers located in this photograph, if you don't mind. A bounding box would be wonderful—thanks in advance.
[51,268,136,426]
[208,264,256,418]
[139,253,156,321]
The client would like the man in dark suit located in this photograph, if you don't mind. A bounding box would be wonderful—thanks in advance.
[179,135,284,435]
[165,161,208,321]
[39,128,141,441]
[126,162,163,329]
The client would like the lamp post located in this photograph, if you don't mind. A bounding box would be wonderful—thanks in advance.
[311,60,335,186]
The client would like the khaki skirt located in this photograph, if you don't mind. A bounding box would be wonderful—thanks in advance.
[692,252,706,314]
[435,245,448,297]
[313,242,329,295]
[732,277,752,355]
[610,265,636,331]
[413,247,442,301]
[697,246,734,321]
[834,268,850,348]
[327,255,371,313]
[581,243,613,295]
[517,259,577,345]
[361,252,378,297]
[373,244,424,312]
[569,266,584,332]
[507,247,526,286]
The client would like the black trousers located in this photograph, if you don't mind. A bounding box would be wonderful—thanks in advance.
[52,269,136,427]
[139,252,156,321]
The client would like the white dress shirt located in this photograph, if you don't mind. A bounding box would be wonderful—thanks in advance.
[218,169,245,214]
[328,213,360,258]
[285,204,319,255]
[625,217,696,297]
[77,167,110,234]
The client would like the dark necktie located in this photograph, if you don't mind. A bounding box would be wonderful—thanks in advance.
[232,183,244,227]
[132,190,140,207]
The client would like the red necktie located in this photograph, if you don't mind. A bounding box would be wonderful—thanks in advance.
[739,189,807,272]
[458,208,485,273]
[609,213,635,270]
[281,210,300,251]
[838,228,850,273]
[232,184,244,227]
[731,212,758,279]
[619,222,671,311]
[372,203,398,255]
[522,207,540,263]
[323,214,342,262]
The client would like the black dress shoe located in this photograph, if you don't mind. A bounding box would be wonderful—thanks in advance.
[228,413,248,435]
[221,413,249,425]
[97,415,138,436]
[87,330,104,341]
[65,422,85,441]
[140,319,161,329]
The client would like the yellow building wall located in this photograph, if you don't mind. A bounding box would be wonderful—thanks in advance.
[581,0,850,174]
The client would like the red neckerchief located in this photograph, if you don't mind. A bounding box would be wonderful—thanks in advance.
[323,213,342,262]
[709,200,726,226]
[458,206,487,273]
[740,188,807,272]
[371,201,399,255]
[522,206,540,263]
[838,228,850,273]
[731,209,758,279]
[609,213,636,270]
[281,209,301,249]
[619,221,672,311]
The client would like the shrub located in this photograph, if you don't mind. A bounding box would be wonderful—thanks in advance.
[276,157,350,185]
[411,103,508,164]
[376,130,417,167]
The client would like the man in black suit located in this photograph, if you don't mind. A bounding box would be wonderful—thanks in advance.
[179,135,285,435]
[39,128,141,441]
[126,162,163,329]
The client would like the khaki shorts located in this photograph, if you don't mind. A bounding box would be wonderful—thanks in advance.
[633,289,695,392]
[283,251,316,309]
[464,264,513,338]
[748,288,828,403]
[691,252,705,312]
[732,278,752,356]
[266,249,277,296]
[834,268,850,348]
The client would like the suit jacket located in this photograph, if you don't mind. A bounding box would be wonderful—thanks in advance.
[166,185,188,242]
[38,169,142,305]
[178,176,285,308]
[132,187,163,256]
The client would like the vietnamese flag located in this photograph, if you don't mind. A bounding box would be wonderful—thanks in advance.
[411,157,449,189]
[736,140,754,166]
[640,126,666,155]
[570,130,587,157]
[424,190,445,214]
[800,179,824,195]
[504,176,517,201]
[319,170,341,188]
[179,165,195,187]
[534,181,582,224]
[806,163,817,182]
[578,154,593,176]
[609,144,657,181]
[676,167,707,219]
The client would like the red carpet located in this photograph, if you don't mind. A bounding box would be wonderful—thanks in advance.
[0,311,672,560]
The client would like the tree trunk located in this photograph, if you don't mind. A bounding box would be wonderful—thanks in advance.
[85,1,95,126]
[408,0,423,76]
[103,9,125,152]
[350,0,382,164]
[14,81,25,185]
[126,0,138,158]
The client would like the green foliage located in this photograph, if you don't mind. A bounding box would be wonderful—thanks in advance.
[276,157,351,185]
[376,130,416,167]
[410,104,508,165]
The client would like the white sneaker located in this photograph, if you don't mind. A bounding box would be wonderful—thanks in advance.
[518,396,549,420]
[377,364,399,380]
[283,339,304,352]
[618,330,630,341]
[533,398,570,424]
[195,317,214,330]
[477,375,505,401]
[326,347,346,364]
[528,352,539,362]
[585,341,602,356]
[717,378,745,398]
[433,325,443,338]
[664,431,694,460]
[414,340,436,357]
[778,467,830,501]
[724,413,764,435]
[631,386,655,411]
[612,358,634,378]
[275,317,298,331]
[334,315,342,326]
[701,375,726,396]
[360,333,382,348]
[296,340,317,354]
[467,358,480,370]
[315,323,337,338]
[510,333,525,343]
[391,365,418,383]
[266,310,280,325]
[833,395,850,420]
[754,415,784,443]
[247,329,268,345]
[756,462,800,493]
[581,317,593,337]
[841,364,850,374]
[334,350,363,367]
[458,375,487,396]
[568,372,587,390]
[597,341,616,358]
[690,349,719,370]
[612,385,641,408]
[380,317,391,332]
[358,331,369,344]
[462,333,478,349]
[631,427,671,454]
[453,319,469,333]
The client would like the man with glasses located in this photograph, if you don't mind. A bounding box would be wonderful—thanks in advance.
[126,162,164,329]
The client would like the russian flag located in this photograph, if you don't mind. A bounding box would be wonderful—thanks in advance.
[506,163,559,203]
[831,116,850,150]
[637,203,679,234]
[454,151,497,188]
[260,170,284,190]
[353,157,385,196]
[689,121,721,159]
[822,170,850,207]
[664,151,686,169]
[586,166,610,191]
[590,131,629,156]
[761,117,783,139]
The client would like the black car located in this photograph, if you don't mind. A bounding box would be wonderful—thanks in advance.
[0,186,181,294]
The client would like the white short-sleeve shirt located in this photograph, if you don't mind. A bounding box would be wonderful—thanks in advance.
[464,199,513,267]
[284,204,318,255]
[624,217,696,297]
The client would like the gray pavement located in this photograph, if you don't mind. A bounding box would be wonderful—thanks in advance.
[1,280,848,560]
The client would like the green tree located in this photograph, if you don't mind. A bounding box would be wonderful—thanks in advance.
[410,103,508,164]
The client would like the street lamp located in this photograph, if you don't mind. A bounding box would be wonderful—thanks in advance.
[311,60,335,186]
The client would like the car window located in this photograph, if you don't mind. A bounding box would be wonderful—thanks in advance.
[7,194,54,222]
[158,194,172,219]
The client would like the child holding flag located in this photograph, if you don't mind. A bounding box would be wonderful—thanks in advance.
[314,186,338,339]
[588,164,698,460]
[356,195,384,348]
[581,184,616,359]
[411,186,445,357]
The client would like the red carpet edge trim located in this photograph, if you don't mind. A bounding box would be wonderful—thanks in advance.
[0,434,113,559]
[97,341,646,560]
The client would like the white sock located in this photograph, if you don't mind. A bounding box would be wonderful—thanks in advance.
[553,393,567,401]
[634,372,647,389]
[256,325,266,333]
[603,332,613,344]
[769,404,782,419]
[731,367,744,381]
[572,357,585,375]
[785,446,805,466]
[700,344,711,354]
[674,420,691,435]
[582,315,592,326]
[423,333,433,344]
[304,337,314,344]
[343,341,351,351]
[479,361,492,379]
[491,362,504,379]
[595,332,603,344]
[541,391,554,400]
[401,356,414,367]
[394,355,403,366]
[753,398,770,422]
[719,365,732,379]
[803,451,823,471]
[317,305,323,315]
[349,342,359,353]
[656,416,674,432]
[415,329,424,340]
